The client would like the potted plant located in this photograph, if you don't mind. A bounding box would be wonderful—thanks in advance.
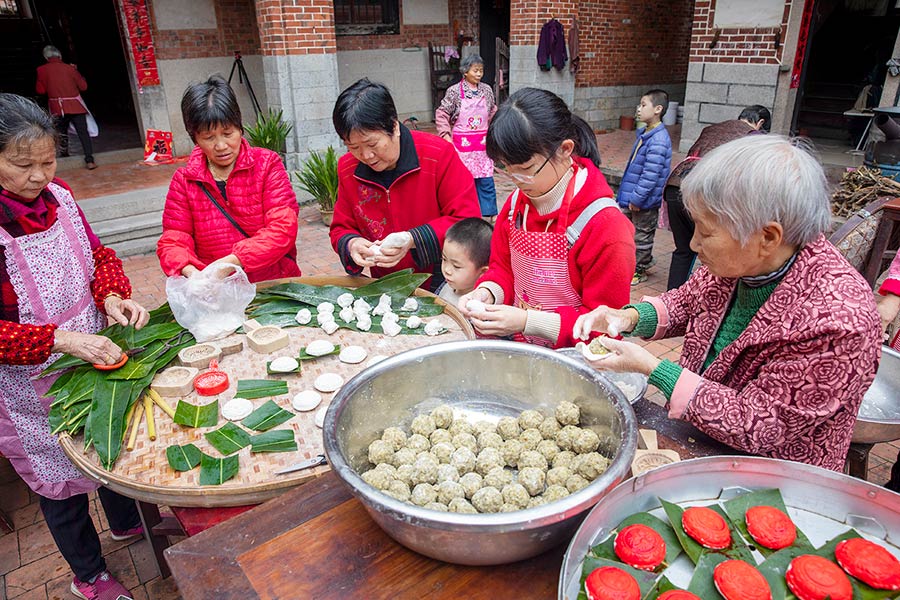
[294,147,339,226]
[245,108,293,162]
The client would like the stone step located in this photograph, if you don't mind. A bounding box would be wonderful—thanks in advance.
[57,147,145,171]
[106,235,161,258]
[92,212,162,245]
[79,186,168,223]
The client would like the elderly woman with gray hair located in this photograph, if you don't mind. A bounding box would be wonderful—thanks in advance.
[436,54,499,219]
[574,135,882,471]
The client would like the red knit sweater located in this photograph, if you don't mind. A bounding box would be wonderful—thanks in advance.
[478,157,636,347]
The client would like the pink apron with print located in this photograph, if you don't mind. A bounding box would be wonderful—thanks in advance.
[452,81,494,178]
[509,166,583,346]
[0,182,107,499]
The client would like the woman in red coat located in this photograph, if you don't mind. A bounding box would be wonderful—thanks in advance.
[157,76,300,283]
[329,78,481,290]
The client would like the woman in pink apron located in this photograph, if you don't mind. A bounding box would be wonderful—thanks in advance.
[0,94,150,600]
[458,88,635,348]
[436,55,499,220]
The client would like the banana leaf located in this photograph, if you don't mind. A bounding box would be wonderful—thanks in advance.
[266,360,302,375]
[62,370,101,409]
[660,499,756,566]
[646,576,680,598]
[199,452,239,485]
[234,380,289,400]
[811,530,897,600]
[205,423,251,455]
[49,402,66,436]
[241,400,293,431]
[722,488,814,557]
[579,556,659,598]
[589,511,683,569]
[249,429,297,452]
[174,399,219,428]
[147,303,174,326]
[255,283,348,306]
[106,335,193,381]
[89,377,141,469]
[686,552,730,599]
[298,345,341,360]
[249,299,316,316]
[166,443,201,471]
[354,269,428,301]
[47,368,76,399]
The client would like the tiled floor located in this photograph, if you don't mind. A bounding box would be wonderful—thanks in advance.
[4,128,898,600]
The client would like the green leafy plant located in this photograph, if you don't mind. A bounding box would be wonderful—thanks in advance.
[294,147,339,211]
[245,108,293,154]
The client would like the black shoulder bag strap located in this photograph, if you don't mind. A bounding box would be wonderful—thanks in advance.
[197,182,250,238]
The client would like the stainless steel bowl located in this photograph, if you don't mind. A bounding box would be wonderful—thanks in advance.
[853,345,900,444]
[557,348,649,404]
[323,340,638,565]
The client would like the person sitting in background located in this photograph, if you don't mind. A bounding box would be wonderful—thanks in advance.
[436,217,493,306]
[575,135,881,471]
[0,93,149,600]
[157,76,300,283]
[664,104,771,290]
[35,45,96,170]
[329,78,481,290]
[435,54,499,221]
[875,252,900,491]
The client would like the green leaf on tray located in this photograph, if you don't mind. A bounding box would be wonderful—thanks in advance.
[249,429,297,452]
[589,511,683,569]
[166,443,202,471]
[814,531,897,600]
[173,399,219,428]
[199,452,239,485]
[234,379,289,400]
[204,422,251,455]
[354,269,429,301]
[579,556,659,597]
[646,575,680,598]
[242,399,293,431]
[297,345,341,360]
[659,499,756,566]
[89,377,140,469]
[686,552,731,599]
[722,488,815,557]
[266,360,303,375]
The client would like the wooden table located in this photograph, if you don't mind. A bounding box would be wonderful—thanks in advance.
[165,400,736,600]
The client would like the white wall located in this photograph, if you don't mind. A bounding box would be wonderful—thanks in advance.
[337,48,435,121]
[714,0,784,28]
[403,0,449,25]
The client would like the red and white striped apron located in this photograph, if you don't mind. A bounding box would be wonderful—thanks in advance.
[509,165,582,346]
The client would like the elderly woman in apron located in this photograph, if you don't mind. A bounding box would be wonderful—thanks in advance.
[0,94,149,600]
[458,88,635,349]
[436,54,499,220]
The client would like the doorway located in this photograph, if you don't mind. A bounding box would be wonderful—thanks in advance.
[479,0,510,91]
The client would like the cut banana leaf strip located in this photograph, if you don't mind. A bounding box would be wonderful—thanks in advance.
[354,269,428,301]
[722,488,813,557]
[90,377,140,470]
[199,452,239,485]
[147,303,175,326]
[686,552,731,599]
[660,499,755,565]
[579,556,659,598]
[234,380,289,400]
[297,345,341,361]
[47,369,77,399]
[241,400,293,431]
[249,429,297,452]
[166,443,201,471]
[205,422,251,455]
[174,399,220,428]
[811,530,895,600]
[589,511,683,568]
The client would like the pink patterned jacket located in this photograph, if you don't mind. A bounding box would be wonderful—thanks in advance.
[643,235,881,471]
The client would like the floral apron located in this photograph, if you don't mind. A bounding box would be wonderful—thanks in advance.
[509,165,583,346]
[0,182,106,499]
[452,81,494,179]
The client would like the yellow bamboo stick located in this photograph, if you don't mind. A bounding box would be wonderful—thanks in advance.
[121,401,137,442]
[143,394,156,441]
[147,389,175,419]
[126,401,144,451]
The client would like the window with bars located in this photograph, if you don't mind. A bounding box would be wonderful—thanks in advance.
[0,0,22,17]
[334,0,399,35]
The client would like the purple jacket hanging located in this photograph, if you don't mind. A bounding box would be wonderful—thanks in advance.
[536,19,567,71]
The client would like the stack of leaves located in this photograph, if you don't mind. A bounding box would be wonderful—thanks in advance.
[248,269,445,334]
[46,304,195,470]
[578,488,898,600]
[166,399,298,485]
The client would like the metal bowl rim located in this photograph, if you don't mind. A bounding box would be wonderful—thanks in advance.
[857,345,900,425]
[323,339,639,531]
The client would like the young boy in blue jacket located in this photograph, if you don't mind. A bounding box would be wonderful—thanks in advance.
[617,89,672,285]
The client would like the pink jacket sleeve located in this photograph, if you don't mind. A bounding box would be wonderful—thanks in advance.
[421,142,482,242]
[230,154,299,272]
[879,252,900,296]
[157,169,203,276]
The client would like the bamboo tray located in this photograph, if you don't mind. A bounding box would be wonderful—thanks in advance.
[59,276,475,507]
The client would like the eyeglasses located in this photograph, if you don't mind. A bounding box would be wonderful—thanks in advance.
[494,151,555,184]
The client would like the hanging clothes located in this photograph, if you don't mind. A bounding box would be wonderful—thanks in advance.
[536,19,567,71]
[568,18,580,74]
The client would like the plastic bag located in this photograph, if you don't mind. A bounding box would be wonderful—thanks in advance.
[166,263,256,342]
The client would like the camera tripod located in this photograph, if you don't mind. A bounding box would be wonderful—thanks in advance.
[228,51,262,119]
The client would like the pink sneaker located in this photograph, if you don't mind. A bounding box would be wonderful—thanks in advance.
[70,570,132,600]
[109,524,144,541]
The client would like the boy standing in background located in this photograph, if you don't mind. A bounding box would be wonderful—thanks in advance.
[617,89,672,285]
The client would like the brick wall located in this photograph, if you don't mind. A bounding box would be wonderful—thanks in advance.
[689,0,790,64]
[337,1,463,51]
[509,0,576,46]
[575,0,694,88]
[151,0,261,60]
[255,0,336,55]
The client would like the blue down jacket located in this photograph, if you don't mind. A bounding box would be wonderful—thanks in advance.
[617,124,672,211]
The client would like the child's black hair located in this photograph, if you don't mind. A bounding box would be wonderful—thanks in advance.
[738,105,772,132]
[643,89,669,119]
[445,218,493,268]
[181,76,242,143]
[332,78,397,141]
[486,87,602,168]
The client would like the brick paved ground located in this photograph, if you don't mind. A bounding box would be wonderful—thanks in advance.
[3,132,897,600]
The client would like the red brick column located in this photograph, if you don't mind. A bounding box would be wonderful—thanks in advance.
[255,0,337,55]
[508,1,577,105]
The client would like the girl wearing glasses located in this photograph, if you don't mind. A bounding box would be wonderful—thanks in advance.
[459,88,635,348]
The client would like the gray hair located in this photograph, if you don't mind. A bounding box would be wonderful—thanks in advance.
[0,93,58,154]
[681,135,831,247]
[42,45,61,60]
[459,54,484,75]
